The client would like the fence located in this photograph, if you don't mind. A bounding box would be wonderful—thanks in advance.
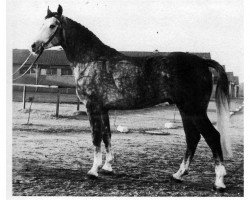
[13,83,82,118]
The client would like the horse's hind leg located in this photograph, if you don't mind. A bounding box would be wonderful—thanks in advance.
[193,114,226,191]
[101,110,113,173]
[86,102,103,178]
[173,112,201,181]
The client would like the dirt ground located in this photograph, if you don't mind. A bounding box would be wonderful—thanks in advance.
[12,99,244,196]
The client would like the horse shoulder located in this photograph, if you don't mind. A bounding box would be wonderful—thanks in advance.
[73,62,104,100]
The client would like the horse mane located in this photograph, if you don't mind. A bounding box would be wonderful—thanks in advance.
[63,17,103,46]
[55,14,122,62]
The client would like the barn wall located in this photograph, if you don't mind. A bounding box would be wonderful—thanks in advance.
[13,63,76,93]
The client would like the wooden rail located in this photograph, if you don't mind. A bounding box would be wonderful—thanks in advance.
[13,83,75,89]
[13,84,81,118]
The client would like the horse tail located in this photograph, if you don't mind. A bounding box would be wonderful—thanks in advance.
[207,59,232,158]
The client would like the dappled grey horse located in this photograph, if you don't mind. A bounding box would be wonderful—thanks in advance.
[30,5,232,192]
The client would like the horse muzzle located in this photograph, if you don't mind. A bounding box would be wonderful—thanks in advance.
[30,42,44,55]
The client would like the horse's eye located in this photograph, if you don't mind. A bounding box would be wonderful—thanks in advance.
[50,25,56,29]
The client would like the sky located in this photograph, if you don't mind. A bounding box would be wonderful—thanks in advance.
[7,0,244,82]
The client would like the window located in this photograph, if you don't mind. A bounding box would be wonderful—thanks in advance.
[61,68,73,75]
[20,67,28,74]
[46,68,57,75]
[19,67,36,74]
[30,68,36,73]
[41,69,46,75]
[40,66,58,76]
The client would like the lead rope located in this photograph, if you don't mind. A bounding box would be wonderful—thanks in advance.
[26,65,38,124]
[12,53,33,76]
[13,49,44,125]
[113,110,118,129]
[13,50,43,81]
[16,26,60,124]
[173,105,176,123]
[13,25,57,80]
[25,69,46,125]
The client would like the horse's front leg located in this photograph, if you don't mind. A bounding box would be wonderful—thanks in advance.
[101,109,113,172]
[86,103,103,178]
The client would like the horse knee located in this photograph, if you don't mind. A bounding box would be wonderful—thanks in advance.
[194,117,223,160]
[102,133,111,147]
[203,130,221,146]
[193,116,220,142]
[92,134,102,146]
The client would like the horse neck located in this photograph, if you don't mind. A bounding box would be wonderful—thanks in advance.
[60,17,121,63]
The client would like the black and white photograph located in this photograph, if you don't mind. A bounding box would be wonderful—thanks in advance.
[7,0,244,197]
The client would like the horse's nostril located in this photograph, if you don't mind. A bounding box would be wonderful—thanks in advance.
[31,43,36,49]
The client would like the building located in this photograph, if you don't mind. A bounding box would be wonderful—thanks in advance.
[12,49,240,97]
[13,49,73,87]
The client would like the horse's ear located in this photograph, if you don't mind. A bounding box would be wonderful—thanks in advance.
[57,5,63,17]
[47,6,52,16]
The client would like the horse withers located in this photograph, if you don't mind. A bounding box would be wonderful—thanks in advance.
[30,5,232,192]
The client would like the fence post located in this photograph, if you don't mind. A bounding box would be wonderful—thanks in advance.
[56,88,60,118]
[22,85,26,109]
[77,97,80,111]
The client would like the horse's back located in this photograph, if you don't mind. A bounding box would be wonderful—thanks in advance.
[107,52,213,111]
[125,52,213,113]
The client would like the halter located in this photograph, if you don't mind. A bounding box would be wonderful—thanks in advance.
[13,20,61,81]
[41,23,60,50]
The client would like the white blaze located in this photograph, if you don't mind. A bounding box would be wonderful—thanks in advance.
[33,17,59,49]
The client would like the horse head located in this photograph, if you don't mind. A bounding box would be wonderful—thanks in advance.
[30,5,63,54]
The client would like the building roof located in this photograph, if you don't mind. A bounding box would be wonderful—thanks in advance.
[226,72,234,82]
[13,49,70,66]
[13,49,211,65]
[233,76,239,85]
[120,51,211,59]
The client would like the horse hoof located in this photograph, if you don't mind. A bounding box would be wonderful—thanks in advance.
[171,175,183,183]
[213,185,226,193]
[87,173,98,180]
[101,164,113,172]
[87,171,98,179]
[100,169,114,175]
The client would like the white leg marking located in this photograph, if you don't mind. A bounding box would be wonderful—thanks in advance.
[102,146,113,172]
[173,159,190,180]
[87,146,102,177]
[215,164,227,189]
